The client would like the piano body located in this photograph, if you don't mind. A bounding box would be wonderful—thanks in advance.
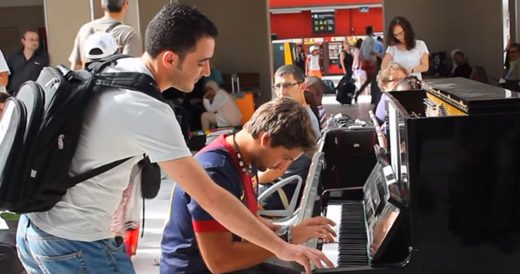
[297,78,520,274]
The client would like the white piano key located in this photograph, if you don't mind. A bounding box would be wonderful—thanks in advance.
[323,204,342,267]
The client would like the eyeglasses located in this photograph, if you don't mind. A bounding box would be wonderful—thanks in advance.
[272,82,302,90]
[393,30,404,37]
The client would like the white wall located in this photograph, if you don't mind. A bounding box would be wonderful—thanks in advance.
[383,0,446,54]
[179,0,273,104]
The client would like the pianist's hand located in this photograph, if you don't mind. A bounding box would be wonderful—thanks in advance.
[291,216,336,245]
[274,242,334,273]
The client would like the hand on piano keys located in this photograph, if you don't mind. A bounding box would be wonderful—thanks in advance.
[291,216,337,244]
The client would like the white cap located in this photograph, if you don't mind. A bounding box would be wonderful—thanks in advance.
[84,32,118,60]
[309,45,319,53]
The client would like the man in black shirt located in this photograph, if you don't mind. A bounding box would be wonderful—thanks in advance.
[6,30,49,94]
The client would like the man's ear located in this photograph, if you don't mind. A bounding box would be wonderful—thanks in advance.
[161,51,179,69]
[259,132,272,148]
[299,82,307,92]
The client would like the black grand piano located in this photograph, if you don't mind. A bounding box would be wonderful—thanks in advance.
[294,78,520,274]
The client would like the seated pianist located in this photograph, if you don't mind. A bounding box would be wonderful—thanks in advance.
[160,98,335,274]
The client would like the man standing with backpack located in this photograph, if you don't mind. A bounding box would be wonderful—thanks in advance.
[69,0,142,70]
[15,4,332,274]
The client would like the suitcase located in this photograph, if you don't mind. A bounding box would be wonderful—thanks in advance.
[321,127,377,190]
[233,91,255,125]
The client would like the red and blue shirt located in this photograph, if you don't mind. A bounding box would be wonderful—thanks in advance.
[160,135,257,274]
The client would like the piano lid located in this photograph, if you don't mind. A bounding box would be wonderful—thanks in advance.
[423,77,520,114]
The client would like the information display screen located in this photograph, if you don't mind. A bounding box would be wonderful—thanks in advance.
[311,11,335,34]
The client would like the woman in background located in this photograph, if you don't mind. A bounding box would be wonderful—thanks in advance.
[382,16,429,80]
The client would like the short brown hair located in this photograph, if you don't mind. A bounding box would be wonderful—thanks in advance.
[243,97,316,153]
[274,65,305,83]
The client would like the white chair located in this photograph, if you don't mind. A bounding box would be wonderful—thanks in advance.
[257,175,303,219]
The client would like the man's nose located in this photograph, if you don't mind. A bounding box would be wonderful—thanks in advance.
[201,61,211,77]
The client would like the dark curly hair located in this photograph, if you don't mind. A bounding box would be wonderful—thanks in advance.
[386,16,416,50]
[145,4,218,60]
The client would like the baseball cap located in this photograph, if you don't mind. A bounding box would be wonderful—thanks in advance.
[84,32,118,60]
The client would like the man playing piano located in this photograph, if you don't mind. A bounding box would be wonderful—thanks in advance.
[160,97,336,274]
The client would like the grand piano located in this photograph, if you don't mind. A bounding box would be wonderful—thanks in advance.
[295,78,520,274]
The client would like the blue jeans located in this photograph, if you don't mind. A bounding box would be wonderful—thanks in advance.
[16,215,135,274]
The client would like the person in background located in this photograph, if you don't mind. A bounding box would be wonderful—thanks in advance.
[7,30,49,94]
[375,63,409,123]
[450,49,472,78]
[306,45,322,78]
[295,45,306,72]
[304,76,328,128]
[382,16,429,80]
[257,65,320,211]
[375,36,385,62]
[0,50,10,94]
[160,98,335,274]
[273,65,320,139]
[355,26,379,103]
[201,80,242,131]
[352,38,364,90]
[69,0,141,70]
[501,43,520,92]
[339,41,353,79]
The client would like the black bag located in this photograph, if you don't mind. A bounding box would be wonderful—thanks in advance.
[336,75,356,105]
[139,156,161,199]
[322,79,336,94]
[0,54,162,213]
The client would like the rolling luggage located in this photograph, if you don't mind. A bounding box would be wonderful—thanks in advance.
[336,75,356,105]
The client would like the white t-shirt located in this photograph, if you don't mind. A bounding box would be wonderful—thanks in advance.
[307,54,320,70]
[386,40,429,79]
[29,58,191,241]
[202,89,242,127]
[69,18,142,66]
[0,50,10,93]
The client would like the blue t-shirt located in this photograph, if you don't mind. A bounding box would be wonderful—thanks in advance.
[160,135,251,274]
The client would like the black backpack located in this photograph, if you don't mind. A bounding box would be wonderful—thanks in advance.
[336,75,356,105]
[0,55,162,213]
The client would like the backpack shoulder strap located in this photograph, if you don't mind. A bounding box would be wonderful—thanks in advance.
[69,157,131,186]
[94,72,163,101]
[105,21,122,33]
[86,54,132,73]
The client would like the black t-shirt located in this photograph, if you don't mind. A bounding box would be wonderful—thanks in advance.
[342,50,354,75]
[7,49,49,94]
